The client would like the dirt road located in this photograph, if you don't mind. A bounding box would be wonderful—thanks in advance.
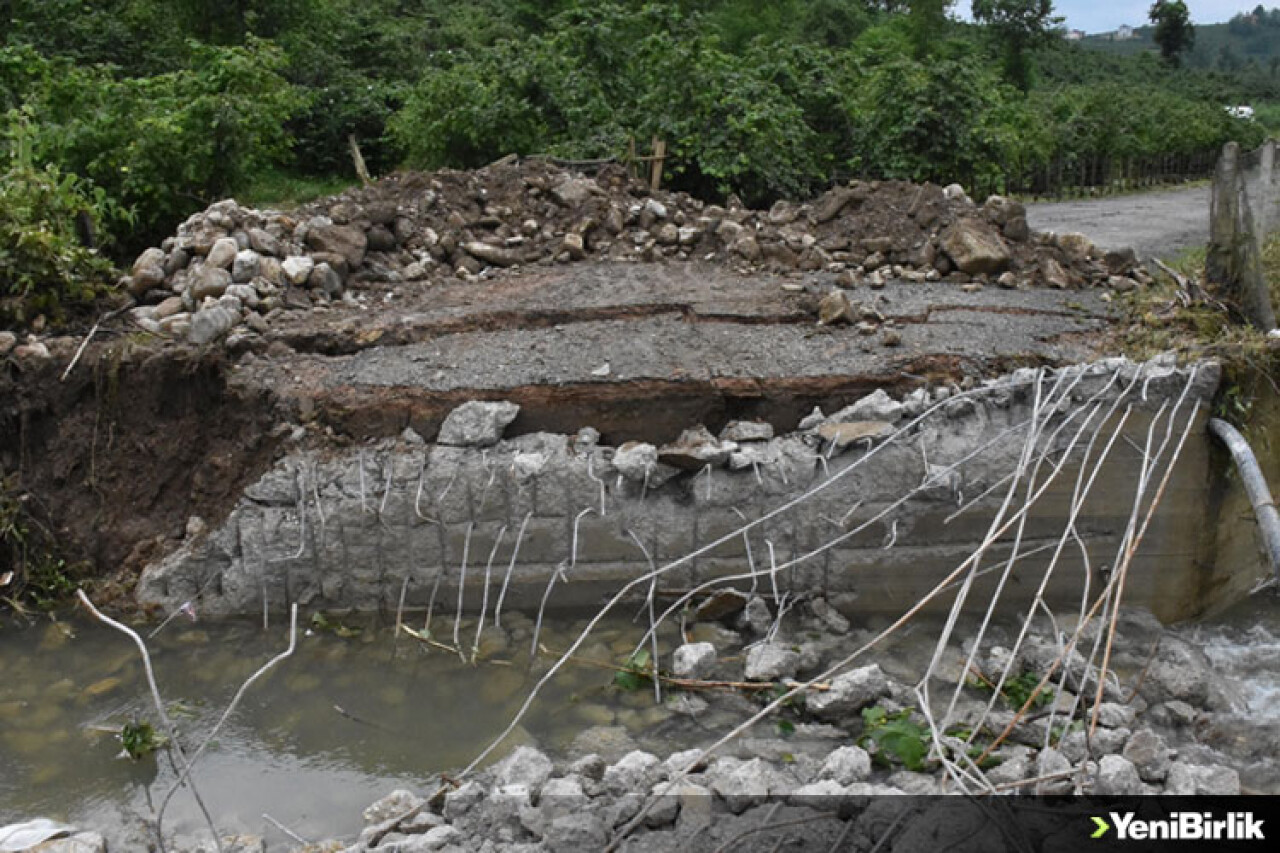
[1027,184,1209,261]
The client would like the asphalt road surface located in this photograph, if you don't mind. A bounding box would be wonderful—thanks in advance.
[1027,184,1210,262]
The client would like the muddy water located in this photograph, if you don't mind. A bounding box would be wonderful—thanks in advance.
[0,609,703,846]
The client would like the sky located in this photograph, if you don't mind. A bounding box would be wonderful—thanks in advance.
[1047,1,1261,34]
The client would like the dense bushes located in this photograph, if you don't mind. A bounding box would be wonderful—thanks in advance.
[0,0,1272,300]
[0,119,119,327]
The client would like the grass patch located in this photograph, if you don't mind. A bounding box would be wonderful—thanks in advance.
[237,169,358,208]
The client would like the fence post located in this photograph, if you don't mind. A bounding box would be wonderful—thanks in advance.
[1207,141,1278,330]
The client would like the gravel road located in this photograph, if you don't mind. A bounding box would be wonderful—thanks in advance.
[1027,184,1210,262]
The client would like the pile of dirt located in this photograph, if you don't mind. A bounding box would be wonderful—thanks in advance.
[119,158,1152,348]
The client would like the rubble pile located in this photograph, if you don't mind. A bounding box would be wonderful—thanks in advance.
[119,160,1153,347]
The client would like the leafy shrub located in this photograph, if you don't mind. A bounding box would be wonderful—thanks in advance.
[0,116,120,328]
[15,39,304,250]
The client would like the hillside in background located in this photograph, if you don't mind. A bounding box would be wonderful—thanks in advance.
[1082,6,1280,74]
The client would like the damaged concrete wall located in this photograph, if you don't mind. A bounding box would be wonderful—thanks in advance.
[138,356,1222,623]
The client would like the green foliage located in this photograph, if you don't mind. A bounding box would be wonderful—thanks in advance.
[0,473,86,611]
[858,705,930,770]
[612,649,654,691]
[120,719,168,760]
[0,115,120,327]
[10,38,303,250]
[971,0,1062,89]
[309,611,362,638]
[1001,671,1053,710]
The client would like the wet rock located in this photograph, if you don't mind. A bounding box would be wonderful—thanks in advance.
[206,237,239,269]
[364,789,425,825]
[1123,729,1174,783]
[1140,638,1211,705]
[744,643,801,681]
[611,441,658,482]
[940,218,1010,275]
[1164,761,1240,795]
[602,750,661,795]
[819,745,872,784]
[671,642,717,680]
[805,665,891,722]
[495,746,554,793]
[438,400,520,447]
[1093,755,1147,795]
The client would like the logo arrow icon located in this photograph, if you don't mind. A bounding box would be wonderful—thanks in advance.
[1091,816,1111,839]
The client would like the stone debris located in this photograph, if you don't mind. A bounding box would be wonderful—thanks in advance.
[671,642,717,680]
[111,161,1149,350]
[436,400,521,448]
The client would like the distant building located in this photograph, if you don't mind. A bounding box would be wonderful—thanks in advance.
[1064,29,1085,40]
[1114,25,1134,40]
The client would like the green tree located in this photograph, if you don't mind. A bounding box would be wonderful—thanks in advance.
[907,0,952,58]
[1149,0,1195,67]
[971,0,1062,90]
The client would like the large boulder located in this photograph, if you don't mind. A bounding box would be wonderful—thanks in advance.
[305,222,367,268]
[940,218,1011,275]
[437,401,520,447]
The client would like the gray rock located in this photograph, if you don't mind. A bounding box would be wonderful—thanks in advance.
[281,255,314,285]
[744,643,801,681]
[0,331,17,355]
[671,642,717,680]
[611,441,658,482]
[830,389,904,423]
[364,789,425,825]
[798,406,826,430]
[1093,755,1147,795]
[538,776,589,820]
[806,665,892,721]
[550,177,600,207]
[247,228,283,257]
[189,305,239,345]
[28,831,108,853]
[542,813,607,853]
[231,249,260,283]
[306,222,367,268]
[736,597,772,636]
[225,283,259,309]
[987,753,1032,787]
[495,745,554,793]
[707,758,776,814]
[164,247,191,276]
[602,749,661,795]
[940,218,1010,275]
[190,265,232,300]
[1164,761,1240,795]
[1035,748,1074,794]
[206,237,239,269]
[442,780,484,820]
[438,400,520,447]
[657,425,733,470]
[1094,702,1136,729]
[819,745,872,785]
[307,262,344,297]
[1060,728,1130,763]
[1140,638,1212,705]
[720,420,774,442]
[1123,729,1174,782]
